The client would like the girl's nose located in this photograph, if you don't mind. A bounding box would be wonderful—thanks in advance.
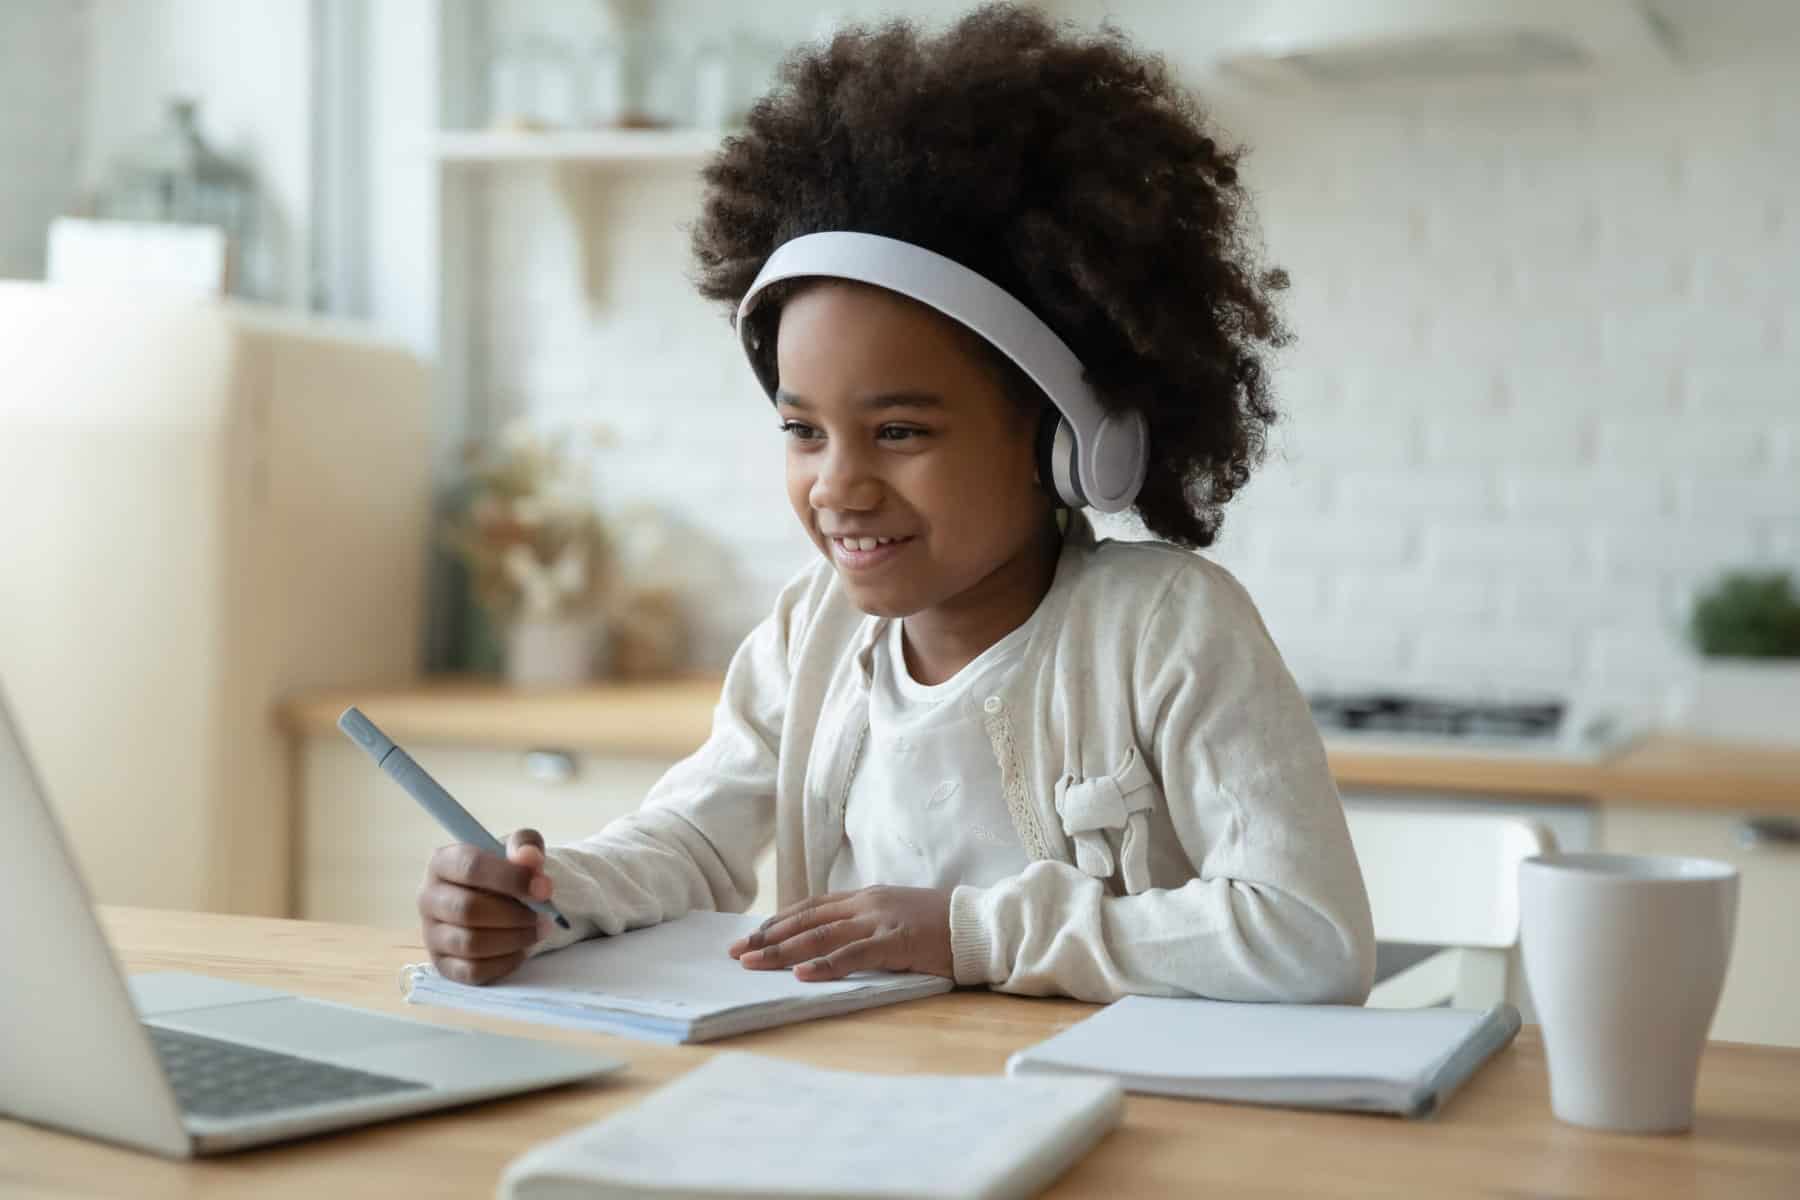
[809,444,883,512]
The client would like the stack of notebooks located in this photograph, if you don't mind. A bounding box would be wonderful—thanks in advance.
[1007,993,1521,1118]
[498,1053,1124,1200]
[408,911,1518,1118]
[402,910,952,1044]
[489,1002,1519,1197]
[410,911,1521,1197]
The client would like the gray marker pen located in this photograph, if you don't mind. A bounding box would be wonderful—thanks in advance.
[337,705,571,930]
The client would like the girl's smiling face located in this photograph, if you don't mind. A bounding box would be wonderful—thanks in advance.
[774,281,1057,626]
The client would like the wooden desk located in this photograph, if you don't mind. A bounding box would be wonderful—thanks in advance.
[8,909,1798,1199]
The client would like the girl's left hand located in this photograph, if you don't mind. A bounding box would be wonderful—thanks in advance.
[728,886,954,982]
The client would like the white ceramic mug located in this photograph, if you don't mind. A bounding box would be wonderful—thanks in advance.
[1519,853,1739,1133]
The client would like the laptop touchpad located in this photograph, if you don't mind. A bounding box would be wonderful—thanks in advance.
[152,998,463,1058]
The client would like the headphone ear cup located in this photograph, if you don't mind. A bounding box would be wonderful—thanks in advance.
[1034,406,1088,508]
[1050,417,1086,509]
[1034,406,1062,499]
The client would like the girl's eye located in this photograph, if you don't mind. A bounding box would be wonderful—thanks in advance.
[777,421,929,445]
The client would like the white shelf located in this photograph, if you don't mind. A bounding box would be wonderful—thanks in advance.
[433,128,727,165]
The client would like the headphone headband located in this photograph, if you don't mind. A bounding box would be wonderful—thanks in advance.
[734,232,1147,513]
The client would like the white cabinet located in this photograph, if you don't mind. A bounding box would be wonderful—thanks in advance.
[1597,804,1800,1047]
[0,286,429,915]
[297,738,779,928]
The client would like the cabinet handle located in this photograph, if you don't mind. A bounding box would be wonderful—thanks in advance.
[522,750,579,785]
[1735,816,1800,851]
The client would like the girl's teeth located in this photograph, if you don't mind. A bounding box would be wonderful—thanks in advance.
[838,536,907,552]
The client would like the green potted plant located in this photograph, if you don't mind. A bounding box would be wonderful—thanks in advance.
[1671,569,1800,747]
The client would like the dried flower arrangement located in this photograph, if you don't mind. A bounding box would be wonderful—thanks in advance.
[441,420,616,626]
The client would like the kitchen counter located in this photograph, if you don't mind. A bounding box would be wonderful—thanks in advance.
[1327,734,1800,814]
[282,675,723,759]
[280,677,1800,818]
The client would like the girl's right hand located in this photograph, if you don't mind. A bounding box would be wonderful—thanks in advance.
[417,828,555,986]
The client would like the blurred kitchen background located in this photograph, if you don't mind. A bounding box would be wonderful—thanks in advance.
[2,2,1797,1043]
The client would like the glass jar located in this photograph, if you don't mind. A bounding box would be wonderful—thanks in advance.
[691,36,733,130]
[97,97,259,294]
[486,34,579,130]
[622,29,686,128]
[584,34,630,128]
[100,98,254,234]
[486,35,534,128]
[530,37,580,129]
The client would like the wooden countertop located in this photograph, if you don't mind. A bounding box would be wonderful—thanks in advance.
[281,676,725,760]
[1326,734,1800,814]
[281,678,1800,817]
[9,907,1797,1199]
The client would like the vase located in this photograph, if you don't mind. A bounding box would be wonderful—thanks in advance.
[503,615,607,689]
[1664,658,1800,748]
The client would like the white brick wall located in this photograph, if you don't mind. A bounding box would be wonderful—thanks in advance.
[473,1,1012,668]
[0,1,86,280]
[473,5,1800,720]
[1206,38,1800,715]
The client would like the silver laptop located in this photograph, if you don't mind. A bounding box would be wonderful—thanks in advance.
[0,688,624,1157]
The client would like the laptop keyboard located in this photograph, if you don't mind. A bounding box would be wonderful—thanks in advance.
[147,1025,428,1119]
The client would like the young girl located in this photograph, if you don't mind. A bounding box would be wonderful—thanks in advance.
[417,4,1375,1005]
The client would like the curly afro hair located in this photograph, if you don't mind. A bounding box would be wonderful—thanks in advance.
[691,2,1289,550]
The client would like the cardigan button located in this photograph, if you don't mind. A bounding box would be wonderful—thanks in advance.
[983,696,1004,714]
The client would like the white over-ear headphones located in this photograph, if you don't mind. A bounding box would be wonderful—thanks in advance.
[734,231,1149,513]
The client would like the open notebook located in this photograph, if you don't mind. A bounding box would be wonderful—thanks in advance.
[402,911,952,1044]
[499,1052,1124,1200]
[1007,995,1521,1118]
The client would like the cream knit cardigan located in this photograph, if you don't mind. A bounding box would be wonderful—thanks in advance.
[536,514,1376,1005]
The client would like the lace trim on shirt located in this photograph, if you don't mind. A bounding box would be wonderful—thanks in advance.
[833,721,870,831]
[984,709,1052,862]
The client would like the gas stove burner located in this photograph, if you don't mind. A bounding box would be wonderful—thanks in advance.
[1306,692,1566,741]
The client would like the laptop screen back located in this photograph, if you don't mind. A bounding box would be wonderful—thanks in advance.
[0,686,192,1156]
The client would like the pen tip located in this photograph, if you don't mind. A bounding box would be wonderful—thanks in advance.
[555,915,571,930]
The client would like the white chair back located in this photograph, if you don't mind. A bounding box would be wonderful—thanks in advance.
[1346,808,1555,1009]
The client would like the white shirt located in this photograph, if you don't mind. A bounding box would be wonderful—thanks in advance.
[827,614,1037,893]
[537,511,1376,1006]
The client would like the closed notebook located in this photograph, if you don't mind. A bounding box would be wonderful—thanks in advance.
[499,1052,1124,1200]
[1006,994,1521,1118]
[401,910,952,1044]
